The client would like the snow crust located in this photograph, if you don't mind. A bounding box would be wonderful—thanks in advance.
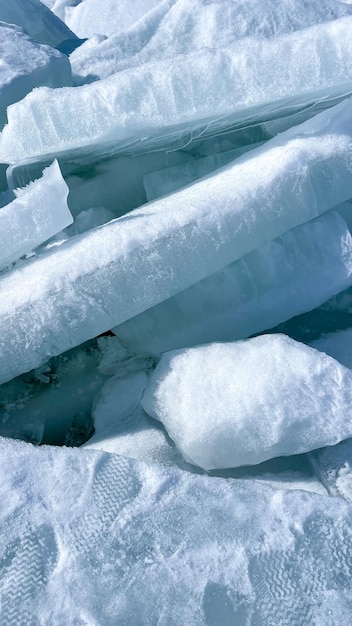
[142,335,352,469]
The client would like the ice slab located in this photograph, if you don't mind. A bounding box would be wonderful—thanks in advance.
[70,0,352,83]
[309,439,352,501]
[142,335,352,470]
[1,437,352,623]
[0,22,72,128]
[0,0,78,48]
[0,161,72,271]
[3,17,352,164]
[113,212,352,355]
[143,142,264,201]
[2,100,352,381]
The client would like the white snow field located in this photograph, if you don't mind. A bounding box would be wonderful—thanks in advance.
[0,160,72,270]
[1,0,352,623]
[2,437,352,624]
[141,335,352,469]
[0,21,72,127]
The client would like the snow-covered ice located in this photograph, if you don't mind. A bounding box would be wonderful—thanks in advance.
[3,16,352,163]
[2,101,352,383]
[0,22,72,128]
[0,160,72,271]
[1,437,352,623]
[142,335,352,469]
[114,211,352,354]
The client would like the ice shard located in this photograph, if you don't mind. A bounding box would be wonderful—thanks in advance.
[142,335,352,469]
[0,22,72,128]
[0,0,78,48]
[3,16,352,163]
[0,161,72,271]
[113,212,352,355]
[1,100,352,382]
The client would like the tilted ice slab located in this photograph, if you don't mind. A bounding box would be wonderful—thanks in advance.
[3,17,352,164]
[113,212,352,355]
[0,0,78,48]
[2,100,352,381]
[0,161,72,271]
[143,142,264,201]
[70,0,352,82]
[2,437,352,624]
[142,335,352,470]
[0,22,72,128]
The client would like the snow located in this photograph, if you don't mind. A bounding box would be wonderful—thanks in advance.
[0,160,72,271]
[142,335,352,469]
[0,22,72,128]
[1,437,352,623]
[114,211,352,354]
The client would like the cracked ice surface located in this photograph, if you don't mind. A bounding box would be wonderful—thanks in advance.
[1,437,352,624]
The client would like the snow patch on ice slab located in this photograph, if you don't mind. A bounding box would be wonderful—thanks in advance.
[1,437,352,623]
[142,335,352,469]
[0,160,72,271]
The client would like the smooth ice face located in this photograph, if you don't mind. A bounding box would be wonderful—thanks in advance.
[0,161,72,271]
[0,22,72,128]
[3,16,352,163]
[0,0,77,48]
[70,0,352,82]
[142,335,352,470]
[2,437,352,623]
[2,101,352,382]
[114,212,352,354]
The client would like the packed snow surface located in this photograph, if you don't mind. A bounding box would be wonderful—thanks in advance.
[1,437,352,624]
[142,335,352,469]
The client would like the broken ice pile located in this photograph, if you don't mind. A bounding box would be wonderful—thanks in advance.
[2,0,352,622]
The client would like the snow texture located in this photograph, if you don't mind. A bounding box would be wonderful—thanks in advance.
[142,335,352,469]
[1,437,352,624]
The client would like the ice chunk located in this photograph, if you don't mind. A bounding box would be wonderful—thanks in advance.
[143,142,264,201]
[309,439,352,501]
[113,212,352,355]
[0,0,78,48]
[70,0,352,82]
[0,161,72,271]
[3,17,352,164]
[1,437,352,623]
[142,335,352,470]
[2,100,352,382]
[0,22,72,128]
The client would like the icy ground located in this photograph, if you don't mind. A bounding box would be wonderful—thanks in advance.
[1,1,352,623]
